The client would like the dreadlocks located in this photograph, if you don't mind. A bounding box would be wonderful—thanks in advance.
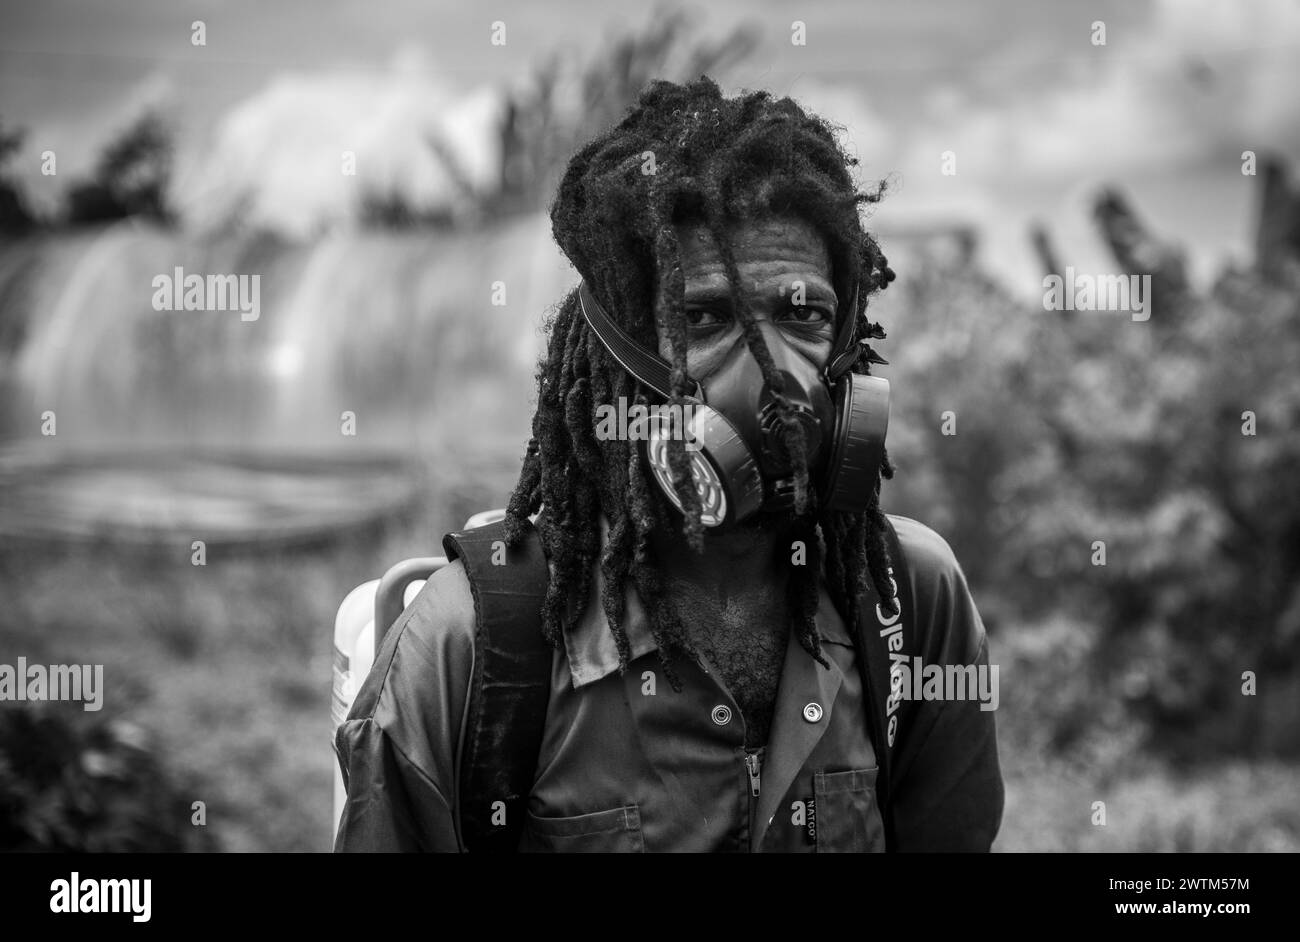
[504,75,897,689]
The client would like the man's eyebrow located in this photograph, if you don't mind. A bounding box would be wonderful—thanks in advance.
[682,281,838,304]
[681,284,734,303]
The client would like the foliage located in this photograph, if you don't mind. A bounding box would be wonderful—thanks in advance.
[0,703,217,852]
[63,111,174,225]
[884,193,1300,758]
[357,186,459,230]
[363,7,759,229]
[487,8,757,218]
[0,119,36,234]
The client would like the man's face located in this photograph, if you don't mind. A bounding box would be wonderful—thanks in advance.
[654,215,839,379]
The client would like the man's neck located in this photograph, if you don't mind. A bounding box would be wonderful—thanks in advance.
[648,514,794,599]
[649,513,800,752]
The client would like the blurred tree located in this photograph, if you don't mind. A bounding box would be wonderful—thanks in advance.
[884,179,1300,759]
[1256,157,1300,284]
[0,703,217,852]
[63,111,175,225]
[0,120,37,234]
[884,252,1056,613]
[360,7,757,230]
[488,7,758,219]
[1042,188,1300,757]
[1093,187,1190,323]
[358,187,457,229]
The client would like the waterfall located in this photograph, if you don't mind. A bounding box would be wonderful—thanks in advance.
[0,214,577,543]
[2,212,572,454]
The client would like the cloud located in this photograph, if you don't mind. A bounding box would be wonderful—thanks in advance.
[817,0,1300,292]
[174,61,505,237]
[902,0,1300,188]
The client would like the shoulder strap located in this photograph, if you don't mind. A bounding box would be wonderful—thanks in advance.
[853,516,914,853]
[443,517,551,853]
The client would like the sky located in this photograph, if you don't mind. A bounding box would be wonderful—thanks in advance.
[2,0,1299,295]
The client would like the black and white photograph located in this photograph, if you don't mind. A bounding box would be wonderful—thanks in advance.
[0,0,1296,906]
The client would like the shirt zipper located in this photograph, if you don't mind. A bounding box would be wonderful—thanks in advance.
[744,748,764,852]
[744,750,762,797]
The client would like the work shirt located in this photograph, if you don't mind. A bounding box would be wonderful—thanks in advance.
[333,513,1004,852]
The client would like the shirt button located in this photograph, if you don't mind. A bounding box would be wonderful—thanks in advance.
[711,704,732,726]
[802,702,824,723]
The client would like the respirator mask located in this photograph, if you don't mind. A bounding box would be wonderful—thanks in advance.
[577,277,890,527]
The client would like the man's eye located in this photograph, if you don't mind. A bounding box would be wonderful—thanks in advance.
[685,308,729,328]
[783,306,831,325]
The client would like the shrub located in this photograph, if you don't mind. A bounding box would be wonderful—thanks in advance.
[0,703,216,852]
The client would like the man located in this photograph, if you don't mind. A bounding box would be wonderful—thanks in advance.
[334,76,1003,852]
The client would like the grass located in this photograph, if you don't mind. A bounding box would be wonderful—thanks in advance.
[2,459,1296,852]
[0,451,518,852]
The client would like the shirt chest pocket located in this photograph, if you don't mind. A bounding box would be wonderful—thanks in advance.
[520,804,645,853]
[813,768,886,853]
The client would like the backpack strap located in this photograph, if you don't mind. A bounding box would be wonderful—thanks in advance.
[853,516,914,852]
[443,517,551,853]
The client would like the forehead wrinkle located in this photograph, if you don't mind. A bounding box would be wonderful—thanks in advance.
[674,217,835,301]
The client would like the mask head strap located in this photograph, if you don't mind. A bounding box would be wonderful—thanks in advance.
[577,281,702,400]
[825,277,863,381]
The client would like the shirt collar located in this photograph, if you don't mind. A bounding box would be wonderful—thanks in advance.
[560,514,854,688]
